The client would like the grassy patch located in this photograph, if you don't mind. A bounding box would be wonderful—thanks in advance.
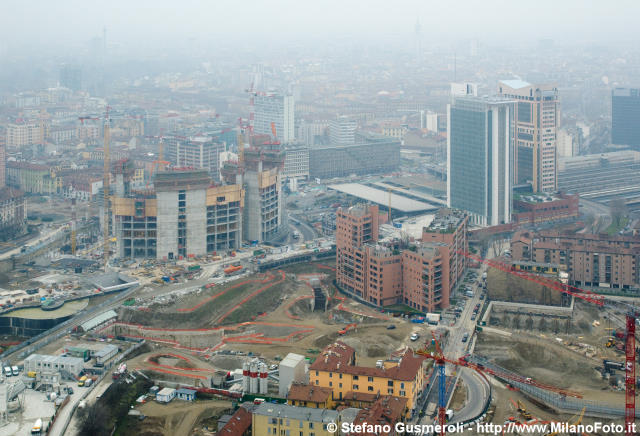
[384,304,423,314]
[606,216,629,236]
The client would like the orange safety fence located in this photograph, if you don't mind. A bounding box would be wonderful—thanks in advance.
[216,270,286,324]
[284,295,314,320]
[176,272,275,313]
[145,353,217,373]
[138,365,208,380]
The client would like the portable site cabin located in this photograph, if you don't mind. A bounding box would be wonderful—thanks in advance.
[176,388,197,401]
[156,387,176,403]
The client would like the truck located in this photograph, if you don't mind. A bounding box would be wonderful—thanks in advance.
[78,375,88,386]
[426,313,440,325]
[84,378,93,387]
[31,418,43,435]
[188,265,201,271]
[292,231,301,239]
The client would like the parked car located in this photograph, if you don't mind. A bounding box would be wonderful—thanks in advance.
[386,325,396,330]
[410,333,419,341]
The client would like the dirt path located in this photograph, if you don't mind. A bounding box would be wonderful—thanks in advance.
[138,399,231,436]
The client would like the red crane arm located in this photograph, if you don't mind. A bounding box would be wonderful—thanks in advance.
[458,250,605,306]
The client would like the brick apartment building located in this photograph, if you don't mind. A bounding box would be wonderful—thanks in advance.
[511,230,640,289]
[335,205,468,312]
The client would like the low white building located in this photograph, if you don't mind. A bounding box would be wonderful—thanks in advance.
[23,354,84,379]
[156,387,176,403]
[94,344,118,365]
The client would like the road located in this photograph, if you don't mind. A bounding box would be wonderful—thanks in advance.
[0,223,70,260]
[288,213,316,241]
[579,198,612,234]
[416,243,505,427]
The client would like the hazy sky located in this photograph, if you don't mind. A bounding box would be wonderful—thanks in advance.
[2,0,640,52]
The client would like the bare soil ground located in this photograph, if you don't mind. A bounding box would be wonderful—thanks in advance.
[131,399,231,436]
[475,329,627,404]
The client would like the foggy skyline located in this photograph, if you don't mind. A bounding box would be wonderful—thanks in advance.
[2,0,640,55]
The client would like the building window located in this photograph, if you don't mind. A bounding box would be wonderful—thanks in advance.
[353,375,359,380]
[353,384,359,390]
[368,386,374,392]
[387,380,393,387]
[309,422,314,429]
[368,376,373,382]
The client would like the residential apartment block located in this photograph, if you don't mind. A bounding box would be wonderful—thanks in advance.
[164,135,224,181]
[335,205,467,312]
[511,230,640,289]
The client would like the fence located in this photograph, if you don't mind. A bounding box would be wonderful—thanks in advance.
[468,355,639,418]
[54,340,147,436]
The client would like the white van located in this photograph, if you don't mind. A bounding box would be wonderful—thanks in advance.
[4,366,12,377]
[11,366,19,376]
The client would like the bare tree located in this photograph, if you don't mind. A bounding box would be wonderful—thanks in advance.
[609,199,628,230]
[77,403,112,436]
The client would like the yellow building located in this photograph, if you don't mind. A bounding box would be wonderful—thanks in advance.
[252,403,339,436]
[287,384,335,409]
[6,162,61,194]
[308,342,428,417]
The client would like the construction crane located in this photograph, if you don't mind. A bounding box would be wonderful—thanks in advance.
[71,198,76,255]
[430,331,447,436]
[80,107,112,269]
[388,188,392,224]
[457,249,637,434]
[458,250,605,306]
[625,311,636,435]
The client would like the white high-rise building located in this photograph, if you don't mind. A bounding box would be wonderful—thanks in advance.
[329,116,357,145]
[450,82,478,97]
[254,93,295,144]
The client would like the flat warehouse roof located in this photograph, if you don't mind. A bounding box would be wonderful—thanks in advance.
[328,183,438,213]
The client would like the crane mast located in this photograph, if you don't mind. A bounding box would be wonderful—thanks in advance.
[102,108,111,269]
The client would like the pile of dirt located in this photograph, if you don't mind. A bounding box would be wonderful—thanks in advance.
[476,332,608,391]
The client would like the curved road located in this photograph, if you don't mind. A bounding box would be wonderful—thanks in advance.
[452,368,490,423]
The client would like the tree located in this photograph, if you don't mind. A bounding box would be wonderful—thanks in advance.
[77,403,112,436]
[609,199,628,229]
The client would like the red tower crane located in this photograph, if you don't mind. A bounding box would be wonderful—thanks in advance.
[455,249,636,434]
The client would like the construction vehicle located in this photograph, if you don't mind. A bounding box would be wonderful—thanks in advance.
[338,323,357,335]
[224,265,243,275]
[606,337,616,348]
[78,375,88,386]
[31,418,42,435]
[516,400,532,420]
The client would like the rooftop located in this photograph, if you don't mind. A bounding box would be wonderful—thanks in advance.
[329,183,437,213]
[253,402,339,423]
[309,342,426,381]
[287,383,333,403]
[218,405,253,436]
[424,208,467,233]
[499,79,532,89]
